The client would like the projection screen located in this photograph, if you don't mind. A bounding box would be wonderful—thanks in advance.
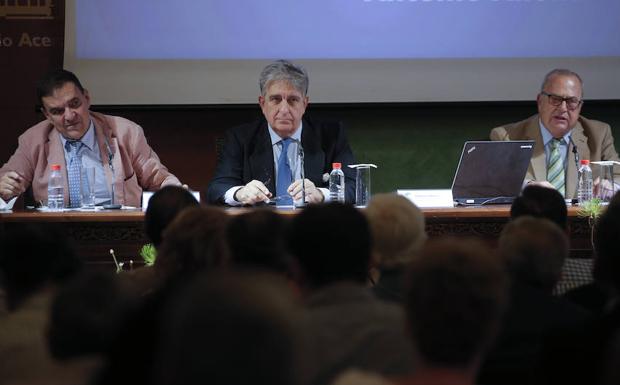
[64,0,620,105]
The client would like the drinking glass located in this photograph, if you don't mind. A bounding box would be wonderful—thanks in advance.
[81,167,96,208]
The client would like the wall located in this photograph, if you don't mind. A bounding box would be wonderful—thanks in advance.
[79,101,620,196]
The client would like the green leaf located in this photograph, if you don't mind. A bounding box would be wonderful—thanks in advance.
[140,243,157,266]
[577,198,604,220]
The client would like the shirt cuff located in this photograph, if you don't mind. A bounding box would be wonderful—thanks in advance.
[319,187,330,202]
[224,186,244,206]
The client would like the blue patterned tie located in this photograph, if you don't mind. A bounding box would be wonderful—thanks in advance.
[66,140,83,208]
[276,138,293,206]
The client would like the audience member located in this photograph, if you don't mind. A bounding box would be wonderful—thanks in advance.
[287,203,415,385]
[403,237,508,385]
[537,193,620,384]
[144,185,200,249]
[154,271,302,385]
[334,237,508,385]
[365,193,427,303]
[226,208,293,275]
[478,217,590,385]
[155,206,230,283]
[47,270,138,361]
[510,185,568,229]
[0,224,93,385]
[118,186,202,296]
[509,184,593,295]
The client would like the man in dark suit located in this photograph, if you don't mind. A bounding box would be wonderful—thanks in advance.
[207,60,355,205]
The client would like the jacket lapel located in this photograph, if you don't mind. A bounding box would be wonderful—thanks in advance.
[249,122,276,193]
[301,120,326,184]
[525,116,547,182]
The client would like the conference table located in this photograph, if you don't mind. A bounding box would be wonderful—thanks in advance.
[0,205,593,270]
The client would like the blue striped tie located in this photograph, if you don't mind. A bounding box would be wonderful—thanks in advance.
[66,140,83,208]
[276,138,294,206]
[547,138,565,197]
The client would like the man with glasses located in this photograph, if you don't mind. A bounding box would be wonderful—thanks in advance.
[207,60,356,206]
[490,69,619,199]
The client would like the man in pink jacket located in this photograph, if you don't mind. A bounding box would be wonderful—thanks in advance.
[0,69,181,207]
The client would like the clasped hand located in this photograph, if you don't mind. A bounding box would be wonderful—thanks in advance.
[235,178,324,205]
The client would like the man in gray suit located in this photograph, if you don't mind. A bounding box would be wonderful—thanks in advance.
[490,69,619,199]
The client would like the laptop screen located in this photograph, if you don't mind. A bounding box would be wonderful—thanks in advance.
[451,140,535,205]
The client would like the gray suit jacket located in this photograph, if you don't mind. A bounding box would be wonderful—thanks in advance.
[490,114,619,199]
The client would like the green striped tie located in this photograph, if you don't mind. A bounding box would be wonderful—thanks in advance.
[547,138,565,197]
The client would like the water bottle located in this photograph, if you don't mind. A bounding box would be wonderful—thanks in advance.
[329,162,345,203]
[577,159,593,206]
[47,164,64,211]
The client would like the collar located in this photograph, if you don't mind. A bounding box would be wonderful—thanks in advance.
[59,120,96,150]
[267,122,303,145]
[539,118,572,147]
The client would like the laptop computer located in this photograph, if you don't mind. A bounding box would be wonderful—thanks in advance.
[451,140,535,205]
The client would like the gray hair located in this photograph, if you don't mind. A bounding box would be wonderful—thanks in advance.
[541,68,584,96]
[259,60,309,96]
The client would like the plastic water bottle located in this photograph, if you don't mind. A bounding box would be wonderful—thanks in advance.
[577,159,593,206]
[47,164,64,211]
[329,162,345,203]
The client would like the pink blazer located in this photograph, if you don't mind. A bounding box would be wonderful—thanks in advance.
[0,112,181,207]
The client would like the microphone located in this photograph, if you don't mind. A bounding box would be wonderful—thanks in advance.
[569,136,580,204]
[569,136,580,170]
[298,142,306,206]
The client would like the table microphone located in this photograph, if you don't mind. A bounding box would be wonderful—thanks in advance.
[569,136,580,204]
[299,143,306,207]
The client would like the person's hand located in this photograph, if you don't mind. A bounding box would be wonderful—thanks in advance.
[0,171,27,201]
[234,180,272,204]
[594,177,615,200]
[288,178,324,204]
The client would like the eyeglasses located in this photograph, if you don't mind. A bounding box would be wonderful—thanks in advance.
[541,91,583,111]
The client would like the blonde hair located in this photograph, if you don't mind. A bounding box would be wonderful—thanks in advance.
[365,193,427,268]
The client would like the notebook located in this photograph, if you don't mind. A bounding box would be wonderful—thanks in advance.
[451,140,535,205]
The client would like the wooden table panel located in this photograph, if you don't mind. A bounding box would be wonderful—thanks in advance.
[1,205,594,270]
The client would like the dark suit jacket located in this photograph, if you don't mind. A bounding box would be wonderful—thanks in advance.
[207,116,356,204]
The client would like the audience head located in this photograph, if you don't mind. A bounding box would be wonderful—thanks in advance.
[156,206,230,281]
[144,186,200,248]
[365,193,427,269]
[593,192,620,294]
[405,237,508,370]
[0,223,82,311]
[156,270,301,385]
[226,209,291,275]
[499,216,568,291]
[510,184,568,229]
[48,270,137,360]
[286,203,371,289]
